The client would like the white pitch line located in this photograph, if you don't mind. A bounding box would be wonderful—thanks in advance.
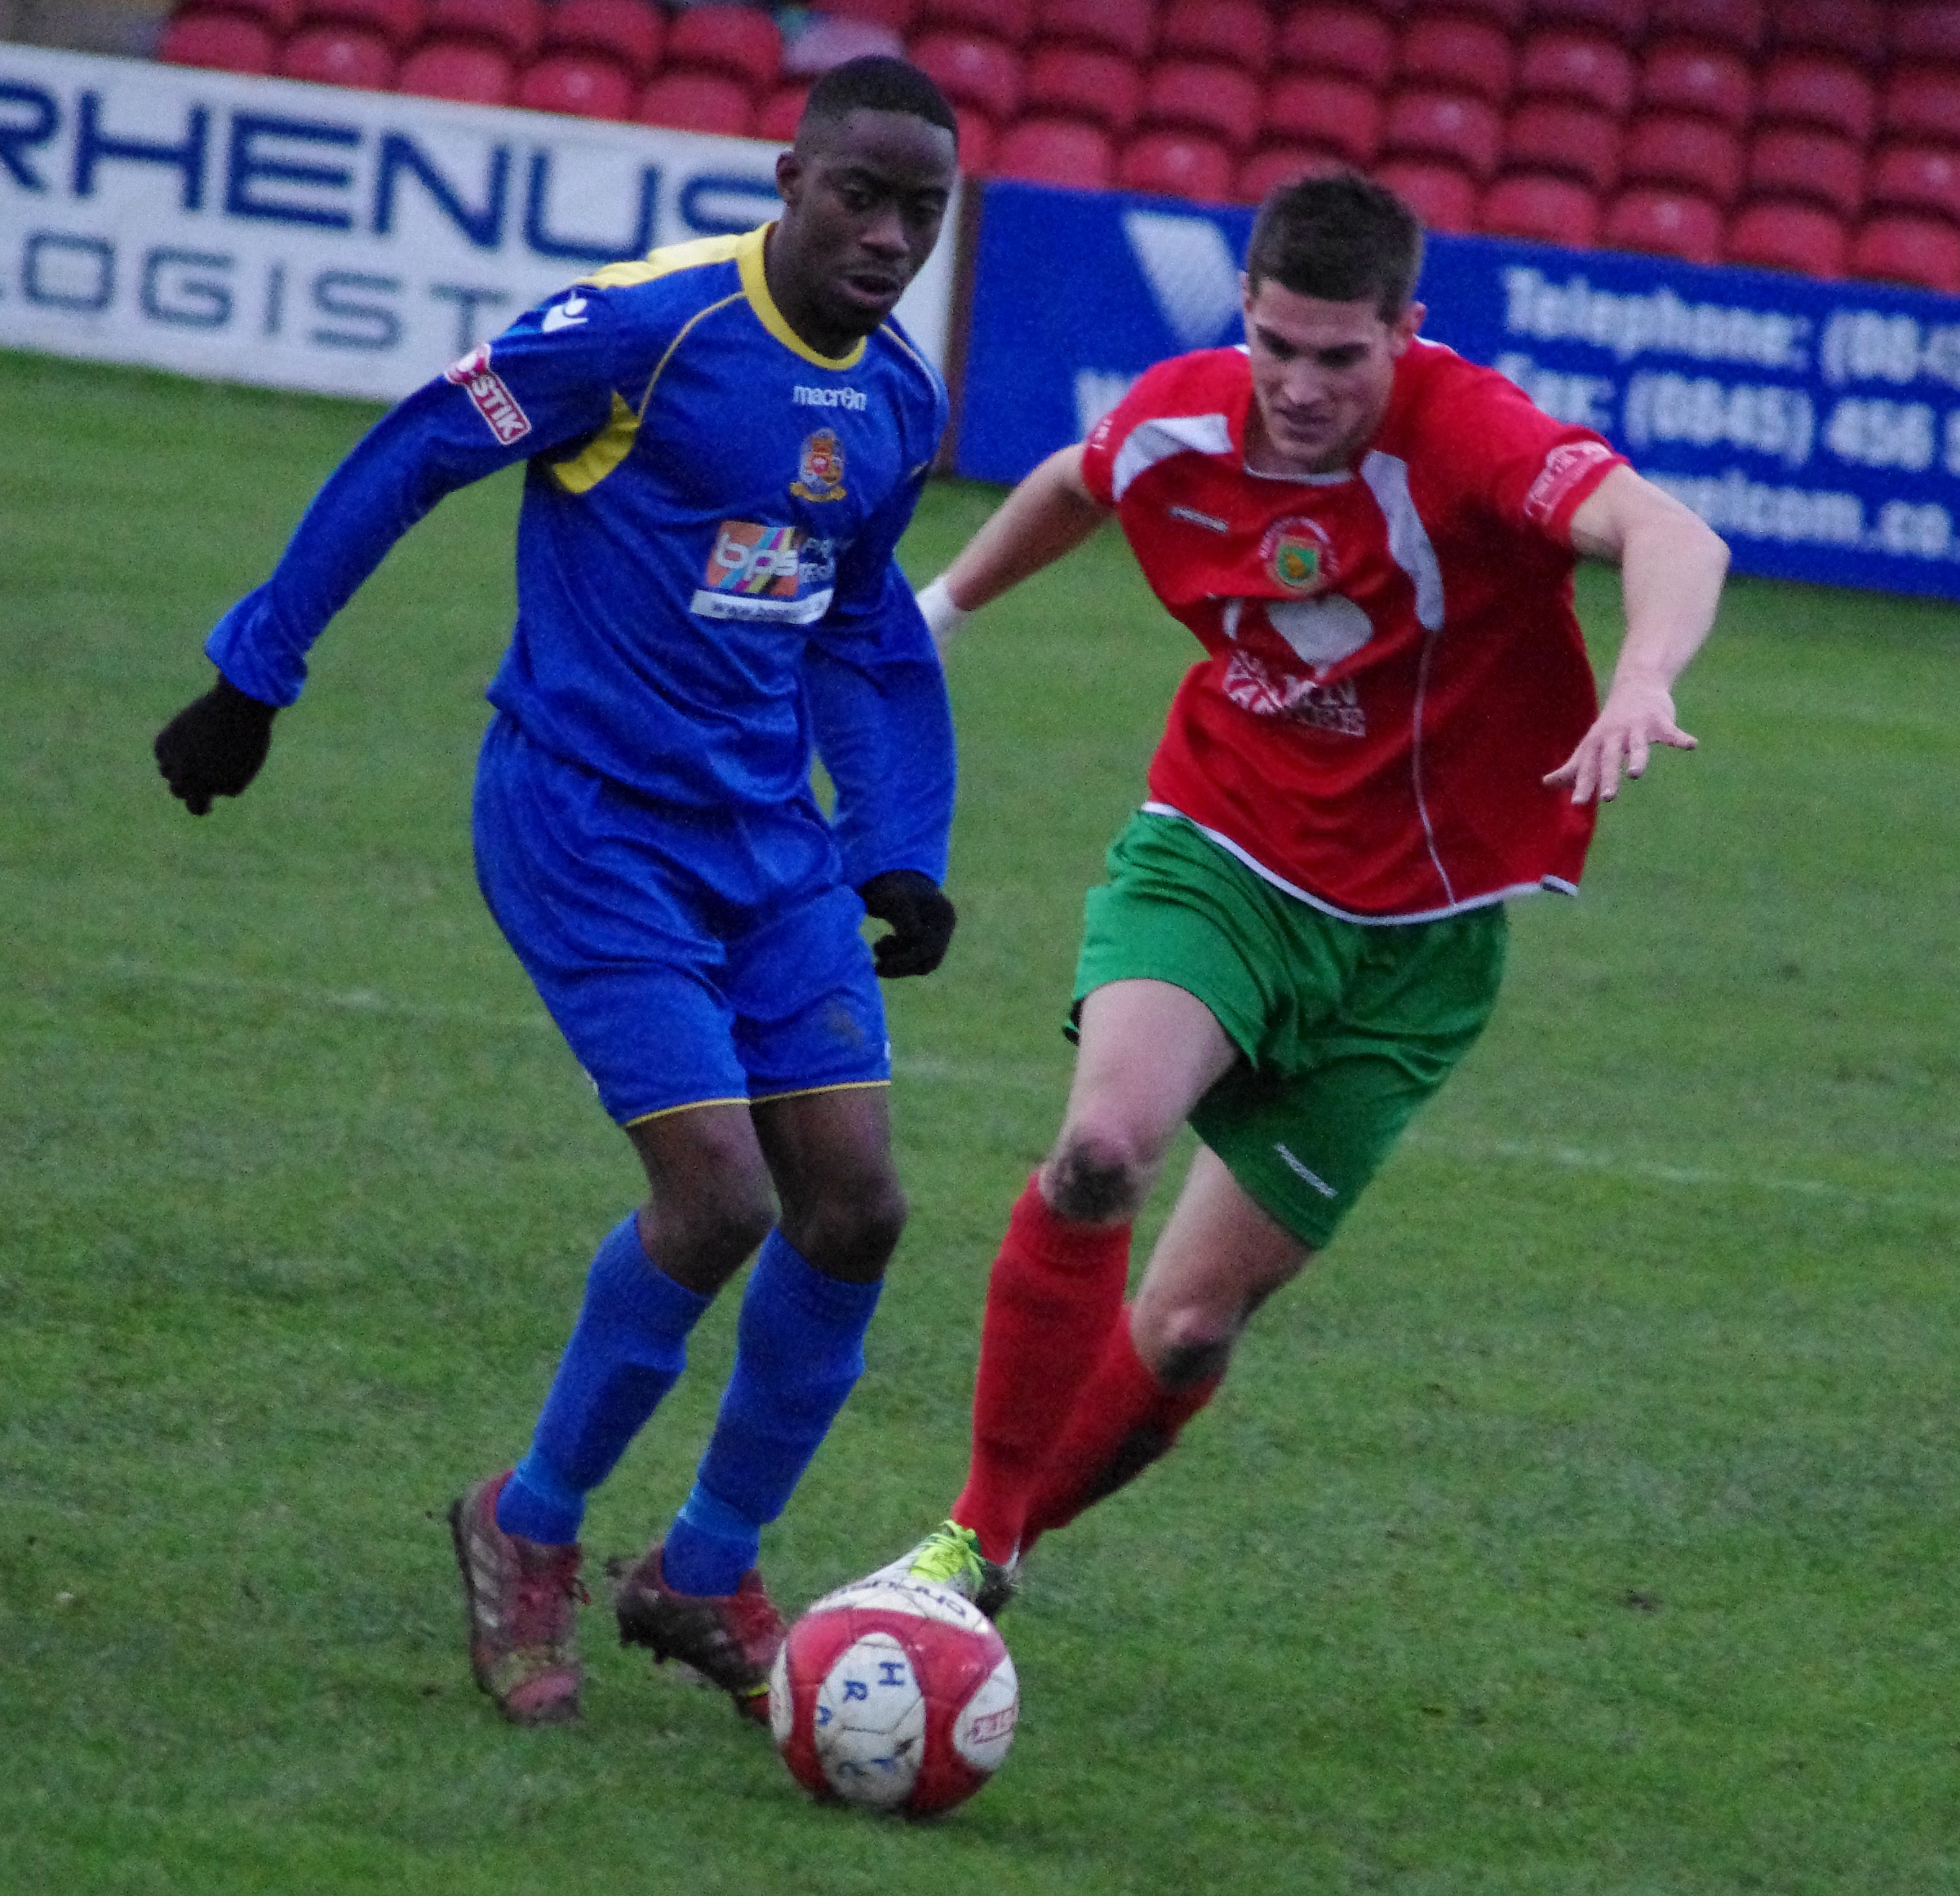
[69,959,1957,1218]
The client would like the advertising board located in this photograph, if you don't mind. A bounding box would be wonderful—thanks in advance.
[0,44,960,401]
[958,179,1960,601]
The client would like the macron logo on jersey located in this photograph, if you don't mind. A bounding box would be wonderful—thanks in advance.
[443,343,531,446]
[542,294,589,334]
[794,384,867,410]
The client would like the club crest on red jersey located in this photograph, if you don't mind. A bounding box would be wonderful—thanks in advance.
[1262,516,1335,595]
[792,427,847,502]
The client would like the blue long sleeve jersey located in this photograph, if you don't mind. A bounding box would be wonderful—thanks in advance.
[206,224,955,891]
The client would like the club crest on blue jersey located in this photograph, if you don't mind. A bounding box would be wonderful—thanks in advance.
[792,428,848,503]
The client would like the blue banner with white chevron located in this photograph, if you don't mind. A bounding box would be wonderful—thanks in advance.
[957,178,1960,601]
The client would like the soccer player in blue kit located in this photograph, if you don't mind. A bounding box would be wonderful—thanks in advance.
[153,58,961,1728]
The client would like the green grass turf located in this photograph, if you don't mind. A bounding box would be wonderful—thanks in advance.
[2,346,1957,1895]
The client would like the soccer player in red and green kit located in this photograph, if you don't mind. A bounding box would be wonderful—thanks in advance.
[872,171,1731,1613]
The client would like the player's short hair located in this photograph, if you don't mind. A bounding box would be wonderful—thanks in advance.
[1245,171,1424,319]
[799,55,958,146]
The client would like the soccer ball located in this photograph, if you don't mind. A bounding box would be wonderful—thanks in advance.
[769,1575,1019,1816]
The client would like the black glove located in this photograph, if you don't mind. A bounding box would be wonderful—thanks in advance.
[154,675,278,815]
[858,869,956,979]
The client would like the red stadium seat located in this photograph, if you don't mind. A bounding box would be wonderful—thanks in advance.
[953,106,999,172]
[636,71,754,137]
[1603,185,1723,262]
[1867,144,1960,224]
[1381,89,1504,180]
[1141,60,1264,151]
[756,82,810,142]
[1754,55,1876,146]
[1275,4,1395,90]
[280,24,396,86]
[396,38,514,104]
[823,0,918,30]
[519,51,636,120]
[1620,113,1743,205]
[297,0,419,50]
[423,0,539,61]
[1641,40,1754,130]
[1648,0,1762,56]
[540,0,663,77]
[667,4,781,89]
[1022,43,1142,135]
[1516,30,1636,118]
[1119,128,1235,201]
[1891,3,1960,67]
[1882,71,1960,148]
[1851,214,1960,292]
[909,30,1021,122]
[920,0,1037,42]
[1374,157,1479,231]
[1427,0,1528,30]
[1236,145,1344,202]
[1746,129,1864,219]
[177,0,299,32]
[1398,17,1514,108]
[1159,0,1273,73]
[993,114,1114,186]
[1526,0,1648,46]
[1504,99,1621,193]
[1771,0,1887,67]
[1035,0,1155,64]
[1724,201,1847,277]
[158,11,277,73]
[1264,74,1382,166]
[1480,171,1601,246]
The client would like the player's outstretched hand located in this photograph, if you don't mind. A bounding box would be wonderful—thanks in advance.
[154,675,279,815]
[1545,675,1696,805]
[858,870,956,978]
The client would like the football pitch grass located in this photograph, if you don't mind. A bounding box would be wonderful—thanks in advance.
[2,348,1956,1895]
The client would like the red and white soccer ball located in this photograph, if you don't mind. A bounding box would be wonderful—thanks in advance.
[769,1575,1019,1816]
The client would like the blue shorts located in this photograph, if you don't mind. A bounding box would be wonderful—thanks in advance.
[472,713,890,1126]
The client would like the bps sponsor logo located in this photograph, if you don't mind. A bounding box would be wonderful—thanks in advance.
[443,342,531,446]
[704,521,805,597]
[690,520,836,624]
[791,427,847,502]
[1523,439,1616,525]
[1261,516,1335,595]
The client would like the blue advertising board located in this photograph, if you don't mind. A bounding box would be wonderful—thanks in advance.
[959,178,1960,601]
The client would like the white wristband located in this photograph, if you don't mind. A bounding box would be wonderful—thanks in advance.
[916,575,972,653]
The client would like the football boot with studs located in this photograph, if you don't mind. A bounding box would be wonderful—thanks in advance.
[606,1543,786,1725]
[448,1470,587,1726]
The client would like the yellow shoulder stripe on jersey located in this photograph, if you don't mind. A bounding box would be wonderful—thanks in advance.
[734,224,866,371]
[579,231,745,290]
[549,392,637,495]
[877,318,936,389]
[548,290,745,494]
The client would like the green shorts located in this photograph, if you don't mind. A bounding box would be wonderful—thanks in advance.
[1073,813,1508,1249]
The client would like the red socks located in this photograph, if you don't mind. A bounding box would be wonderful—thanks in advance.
[1020,1312,1220,1552]
[950,1178,1132,1563]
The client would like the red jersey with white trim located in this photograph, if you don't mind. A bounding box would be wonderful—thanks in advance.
[1079,339,1626,920]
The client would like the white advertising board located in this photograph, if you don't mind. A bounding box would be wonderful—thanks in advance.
[0,44,960,400]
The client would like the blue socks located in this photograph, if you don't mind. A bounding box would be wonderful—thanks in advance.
[496,1213,710,1546]
[661,1229,882,1597]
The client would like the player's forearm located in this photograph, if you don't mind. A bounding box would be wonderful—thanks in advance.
[1609,509,1728,696]
[941,445,1110,613]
